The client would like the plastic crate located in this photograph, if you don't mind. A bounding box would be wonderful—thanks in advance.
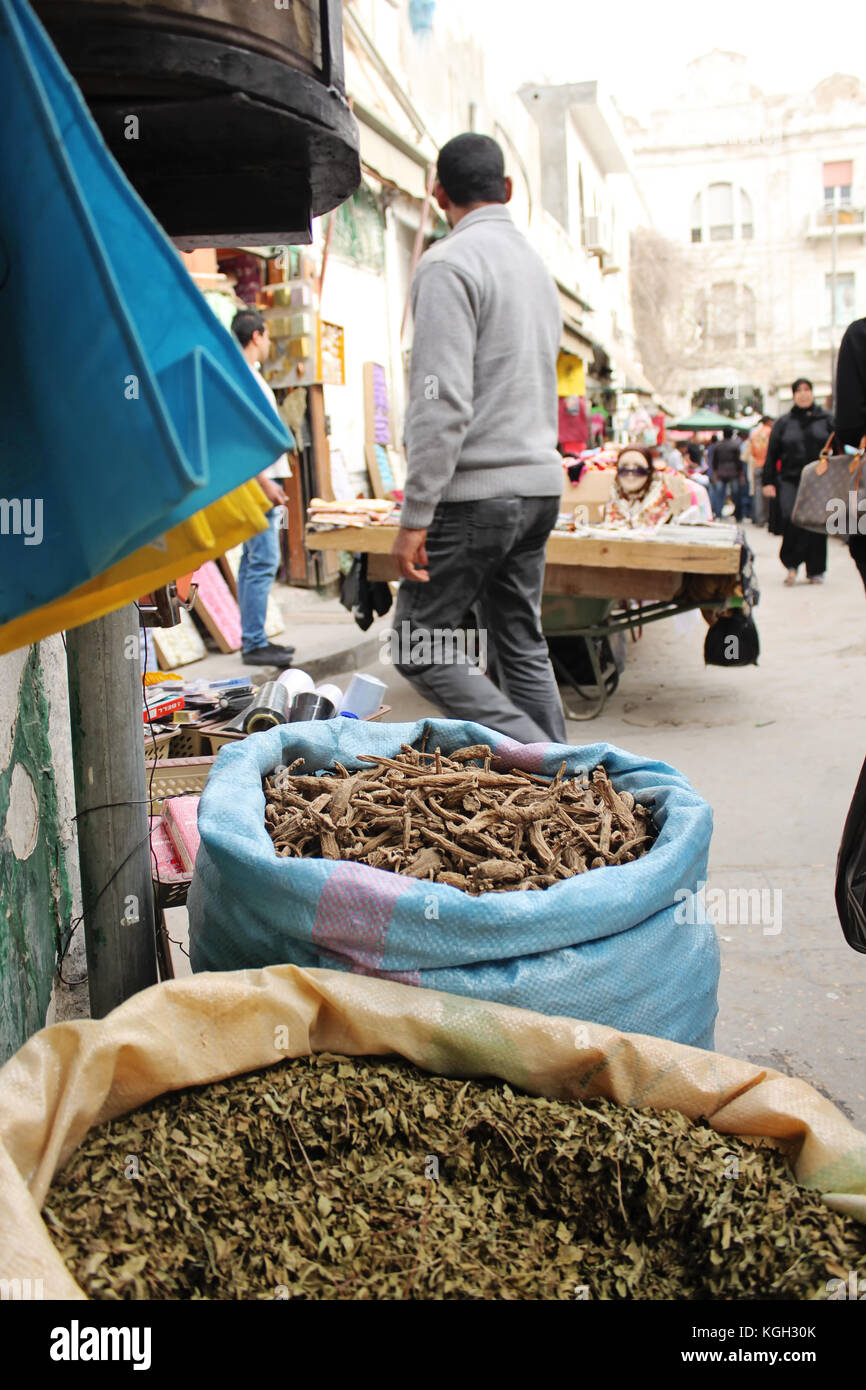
[145,756,215,814]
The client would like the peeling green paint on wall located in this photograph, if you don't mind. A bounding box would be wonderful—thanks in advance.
[0,648,74,1063]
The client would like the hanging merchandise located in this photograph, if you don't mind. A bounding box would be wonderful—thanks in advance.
[0,0,292,629]
[556,351,586,398]
[0,481,271,656]
[558,395,589,453]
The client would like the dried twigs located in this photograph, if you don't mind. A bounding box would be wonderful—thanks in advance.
[262,744,657,894]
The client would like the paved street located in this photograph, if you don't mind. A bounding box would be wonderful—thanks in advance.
[327,524,866,1128]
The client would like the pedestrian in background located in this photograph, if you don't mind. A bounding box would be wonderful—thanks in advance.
[835,317,866,593]
[747,415,773,524]
[708,426,747,519]
[231,309,297,667]
[390,132,566,744]
[762,378,834,585]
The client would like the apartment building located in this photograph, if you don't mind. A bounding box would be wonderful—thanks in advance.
[628,50,866,416]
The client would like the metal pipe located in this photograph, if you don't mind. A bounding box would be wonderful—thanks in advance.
[830,200,838,412]
[66,605,158,1017]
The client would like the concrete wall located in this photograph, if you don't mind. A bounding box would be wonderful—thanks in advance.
[0,639,85,1063]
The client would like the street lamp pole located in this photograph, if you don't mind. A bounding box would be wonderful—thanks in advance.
[829,199,838,413]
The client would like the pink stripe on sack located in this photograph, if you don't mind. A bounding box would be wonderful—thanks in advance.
[312,861,414,974]
[491,738,552,774]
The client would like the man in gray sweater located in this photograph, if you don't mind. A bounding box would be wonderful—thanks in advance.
[390,133,567,744]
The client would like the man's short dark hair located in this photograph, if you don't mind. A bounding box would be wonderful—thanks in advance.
[792,377,812,394]
[436,134,507,206]
[722,426,734,439]
[761,415,774,425]
[232,308,265,348]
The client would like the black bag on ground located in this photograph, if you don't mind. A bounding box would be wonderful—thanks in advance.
[704,612,760,667]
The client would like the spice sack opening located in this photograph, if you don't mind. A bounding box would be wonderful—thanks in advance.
[187,719,719,1049]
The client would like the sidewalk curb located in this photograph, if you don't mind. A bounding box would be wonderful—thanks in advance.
[300,631,386,684]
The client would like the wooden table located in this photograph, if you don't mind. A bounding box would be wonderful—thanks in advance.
[305,521,743,718]
[306,521,741,600]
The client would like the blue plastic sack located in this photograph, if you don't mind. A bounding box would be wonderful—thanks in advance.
[0,0,292,626]
[189,720,719,1048]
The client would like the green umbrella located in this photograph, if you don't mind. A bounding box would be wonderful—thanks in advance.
[670,408,750,432]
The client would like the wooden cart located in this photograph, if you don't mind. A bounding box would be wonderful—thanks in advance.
[306,521,743,718]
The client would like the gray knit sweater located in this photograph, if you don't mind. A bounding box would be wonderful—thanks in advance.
[400,205,563,531]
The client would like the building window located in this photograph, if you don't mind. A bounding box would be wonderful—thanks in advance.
[698,283,758,351]
[742,285,756,347]
[826,272,856,327]
[708,183,734,241]
[690,193,703,242]
[690,183,754,242]
[708,281,737,350]
[823,161,853,209]
[740,190,754,239]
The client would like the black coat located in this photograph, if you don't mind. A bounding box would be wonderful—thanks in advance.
[762,404,834,486]
[836,317,866,450]
[712,438,744,481]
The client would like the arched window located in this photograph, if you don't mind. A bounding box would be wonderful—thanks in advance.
[709,282,737,350]
[742,285,756,346]
[690,184,755,242]
[740,189,754,240]
[699,283,758,350]
[708,184,734,241]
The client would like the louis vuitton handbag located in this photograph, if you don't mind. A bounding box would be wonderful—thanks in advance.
[792,433,866,536]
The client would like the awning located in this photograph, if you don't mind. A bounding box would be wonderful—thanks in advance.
[352,100,431,201]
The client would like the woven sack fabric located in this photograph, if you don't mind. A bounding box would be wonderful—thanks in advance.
[0,0,291,626]
[1,964,864,1296]
[188,719,719,1049]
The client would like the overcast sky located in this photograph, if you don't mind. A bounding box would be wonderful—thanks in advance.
[440,0,863,120]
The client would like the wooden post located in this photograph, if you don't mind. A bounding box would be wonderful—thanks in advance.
[66,605,159,1017]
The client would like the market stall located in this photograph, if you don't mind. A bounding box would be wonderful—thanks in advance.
[305,505,745,719]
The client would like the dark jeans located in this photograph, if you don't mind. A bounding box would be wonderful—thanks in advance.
[778,479,827,577]
[392,496,567,744]
[709,478,747,520]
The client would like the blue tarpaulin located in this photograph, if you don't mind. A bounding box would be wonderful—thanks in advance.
[0,0,291,625]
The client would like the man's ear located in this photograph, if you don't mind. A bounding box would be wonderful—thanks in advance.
[433,181,450,212]
[503,176,513,203]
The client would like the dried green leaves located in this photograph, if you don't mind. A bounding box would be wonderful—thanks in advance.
[43,1054,866,1301]
[263,745,657,893]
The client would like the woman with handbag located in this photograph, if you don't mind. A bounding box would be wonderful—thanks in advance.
[762,379,834,585]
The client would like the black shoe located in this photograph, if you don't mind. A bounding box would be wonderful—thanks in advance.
[242,644,295,667]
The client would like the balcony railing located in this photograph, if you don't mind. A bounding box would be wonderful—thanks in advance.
[806,208,866,239]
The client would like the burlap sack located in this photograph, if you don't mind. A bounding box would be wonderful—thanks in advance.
[1,965,864,1299]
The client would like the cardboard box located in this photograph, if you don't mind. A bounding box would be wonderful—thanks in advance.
[561,467,616,520]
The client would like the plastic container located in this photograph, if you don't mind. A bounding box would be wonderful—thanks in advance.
[313,683,343,709]
[338,673,386,719]
[276,669,314,700]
